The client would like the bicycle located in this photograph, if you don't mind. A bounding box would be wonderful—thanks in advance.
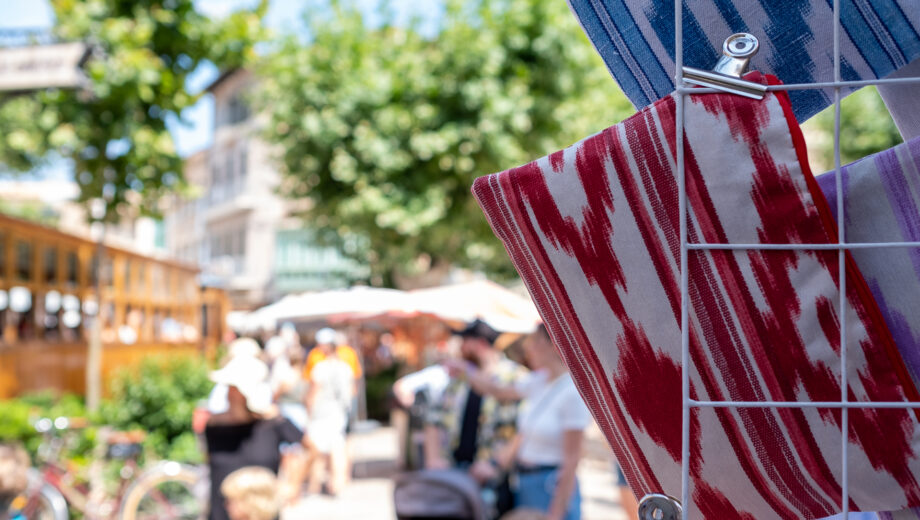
[11,416,207,520]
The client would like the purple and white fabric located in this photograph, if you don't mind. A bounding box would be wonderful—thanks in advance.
[818,136,920,388]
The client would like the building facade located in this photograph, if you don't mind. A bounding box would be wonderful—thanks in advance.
[164,69,367,310]
[0,211,228,398]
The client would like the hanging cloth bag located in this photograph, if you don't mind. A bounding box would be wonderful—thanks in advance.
[472,72,920,519]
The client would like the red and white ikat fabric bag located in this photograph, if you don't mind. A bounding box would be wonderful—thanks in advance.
[472,72,920,519]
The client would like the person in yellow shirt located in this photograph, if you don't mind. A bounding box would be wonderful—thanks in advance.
[303,328,362,381]
[303,328,362,493]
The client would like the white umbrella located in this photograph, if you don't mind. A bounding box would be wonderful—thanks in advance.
[242,281,541,333]
[271,286,413,322]
[408,280,541,333]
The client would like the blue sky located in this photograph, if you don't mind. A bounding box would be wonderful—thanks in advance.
[0,0,441,179]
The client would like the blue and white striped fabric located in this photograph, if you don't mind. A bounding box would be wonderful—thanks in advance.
[568,0,920,121]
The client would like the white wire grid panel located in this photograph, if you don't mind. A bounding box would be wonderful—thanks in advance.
[673,1,920,518]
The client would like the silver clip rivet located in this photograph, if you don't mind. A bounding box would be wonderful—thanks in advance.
[715,33,760,78]
[724,33,759,59]
[638,494,682,520]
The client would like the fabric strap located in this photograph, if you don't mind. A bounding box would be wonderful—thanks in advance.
[473,72,920,518]
[565,0,920,122]
[877,59,920,141]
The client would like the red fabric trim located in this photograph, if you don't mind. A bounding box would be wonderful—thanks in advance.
[766,73,920,415]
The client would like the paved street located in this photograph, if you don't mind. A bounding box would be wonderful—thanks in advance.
[283,424,629,520]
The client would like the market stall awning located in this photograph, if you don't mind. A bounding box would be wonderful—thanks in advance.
[407,280,540,333]
[235,280,541,333]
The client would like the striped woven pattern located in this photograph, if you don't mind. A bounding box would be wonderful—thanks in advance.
[472,74,920,518]
[818,136,920,388]
[567,0,920,122]
[879,508,920,519]
[816,137,920,520]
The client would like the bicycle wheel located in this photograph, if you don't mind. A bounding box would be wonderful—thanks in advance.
[12,469,69,520]
[118,462,206,520]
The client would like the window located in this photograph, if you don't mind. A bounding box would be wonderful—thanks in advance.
[124,259,132,292]
[226,154,235,196]
[44,247,58,285]
[8,286,34,341]
[154,220,165,250]
[100,254,113,288]
[223,94,250,126]
[89,253,99,286]
[238,145,248,192]
[151,264,165,298]
[66,252,78,286]
[61,294,82,342]
[44,290,62,341]
[134,261,146,293]
[0,233,6,278]
[210,165,221,203]
[16,241,32,281]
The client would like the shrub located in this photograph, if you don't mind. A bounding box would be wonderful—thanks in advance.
[0,356,213,483]
[0,391,95,463]
[100,355,212,463]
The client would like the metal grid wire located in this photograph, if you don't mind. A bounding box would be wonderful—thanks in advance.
[672,0,920,517]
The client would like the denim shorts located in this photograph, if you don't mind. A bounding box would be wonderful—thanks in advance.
[279,402,309,452]
[514,468,581,520]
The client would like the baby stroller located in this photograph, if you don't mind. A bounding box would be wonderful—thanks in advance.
[394,469,489,520]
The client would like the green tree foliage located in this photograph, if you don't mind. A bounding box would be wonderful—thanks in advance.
[807,86,902,168]
[0,200,61,226]
[258,0,634,282]
[0,0,267,218]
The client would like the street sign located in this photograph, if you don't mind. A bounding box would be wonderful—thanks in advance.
[0,42,90,92]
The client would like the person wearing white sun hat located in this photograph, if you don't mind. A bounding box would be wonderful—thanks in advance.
[204,352,307,520]
[206,338,265,415]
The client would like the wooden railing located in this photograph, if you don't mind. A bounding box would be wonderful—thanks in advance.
[0,341,204,399]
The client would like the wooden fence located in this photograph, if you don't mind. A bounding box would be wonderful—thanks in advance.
[0,341,204,399]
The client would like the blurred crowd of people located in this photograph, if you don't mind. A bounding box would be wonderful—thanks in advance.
[197,324,362,520]
[193,318,641,520]
[392,320,639,520]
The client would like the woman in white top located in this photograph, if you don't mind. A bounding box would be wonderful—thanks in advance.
[468,325,590,520]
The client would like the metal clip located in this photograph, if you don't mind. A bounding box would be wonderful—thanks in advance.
[681,33,767,99]
[638,494,682,520]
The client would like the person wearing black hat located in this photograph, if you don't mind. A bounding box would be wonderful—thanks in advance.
[423,319,527,517]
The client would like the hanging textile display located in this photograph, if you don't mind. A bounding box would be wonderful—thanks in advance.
[817,136,920,387]
[565,0,920,121]
[472,72,920,518]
